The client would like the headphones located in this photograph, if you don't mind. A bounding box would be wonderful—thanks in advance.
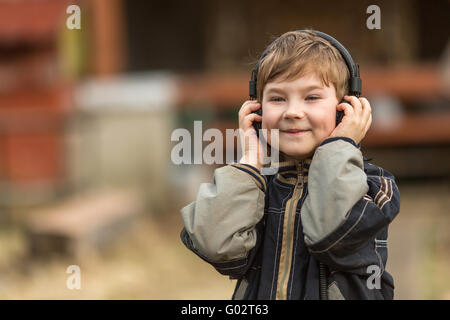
[249,30,362,134]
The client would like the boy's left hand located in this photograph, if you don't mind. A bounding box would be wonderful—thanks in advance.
[329,95,372,145]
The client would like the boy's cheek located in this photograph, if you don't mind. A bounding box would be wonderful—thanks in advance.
[261,124,282,147]
[261,117,274,131]
[261,110,280,130]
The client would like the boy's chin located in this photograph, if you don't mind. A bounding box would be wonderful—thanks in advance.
[280,148,315,161]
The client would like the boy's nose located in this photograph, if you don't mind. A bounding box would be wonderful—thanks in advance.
[284,102,306,119]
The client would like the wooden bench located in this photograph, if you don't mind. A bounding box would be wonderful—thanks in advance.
[24,188,144,260]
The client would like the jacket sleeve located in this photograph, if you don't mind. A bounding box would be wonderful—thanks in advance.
[180,163,266,278]
[301,137,400,272]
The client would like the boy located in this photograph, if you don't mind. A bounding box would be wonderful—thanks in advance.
[180,30,400,300]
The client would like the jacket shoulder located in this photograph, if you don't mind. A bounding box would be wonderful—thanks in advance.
[363,162,396,181]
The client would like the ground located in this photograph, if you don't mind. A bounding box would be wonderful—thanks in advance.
[0,179,449,299]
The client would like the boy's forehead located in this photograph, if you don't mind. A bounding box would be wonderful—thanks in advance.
[265,73,326,91]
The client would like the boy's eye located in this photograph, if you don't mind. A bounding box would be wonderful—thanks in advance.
[270,96,285,102]
[306,95,320,101]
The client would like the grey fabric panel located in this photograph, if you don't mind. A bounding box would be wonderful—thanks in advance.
[302,139,369,246]
[180,165,265,262]
[233,279,249,300]
[328,281,345,300]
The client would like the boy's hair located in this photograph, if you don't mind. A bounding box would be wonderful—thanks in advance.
[256,30,350,101]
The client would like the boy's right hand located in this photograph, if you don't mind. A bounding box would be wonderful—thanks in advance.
[238,100,263,170]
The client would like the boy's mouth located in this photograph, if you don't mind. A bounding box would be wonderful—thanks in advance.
[281,129,311,135]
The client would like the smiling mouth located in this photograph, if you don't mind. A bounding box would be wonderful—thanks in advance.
[281,129,310,135]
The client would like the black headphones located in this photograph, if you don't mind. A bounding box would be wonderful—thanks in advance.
[249,30,362,133]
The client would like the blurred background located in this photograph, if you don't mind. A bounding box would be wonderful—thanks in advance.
[0,0,449,299]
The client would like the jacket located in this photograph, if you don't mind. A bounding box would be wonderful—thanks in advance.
[180,136,401,300]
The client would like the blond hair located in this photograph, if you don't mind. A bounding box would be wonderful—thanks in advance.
[256,30,349,101]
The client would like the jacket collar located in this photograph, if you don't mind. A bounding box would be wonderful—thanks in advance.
[264,156,312,185]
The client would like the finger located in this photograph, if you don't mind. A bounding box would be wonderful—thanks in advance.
[239,106,262,122]
[359,97,372,124]
[360,97,372,114]
[242,100,261,108]
[246,112,262,123]
[364,113,372,134]
[242,100,259,108]
[239,102,261,117]
[336,101,354,117]
[359,97,371,111]
[344,95,362,115]
[242,113,262,130]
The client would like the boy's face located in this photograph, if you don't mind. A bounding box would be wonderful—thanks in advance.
[262,73,339,160]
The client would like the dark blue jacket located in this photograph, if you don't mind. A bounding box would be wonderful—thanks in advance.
[180,137,400,299]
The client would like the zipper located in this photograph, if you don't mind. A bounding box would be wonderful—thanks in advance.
[276,161,304,300]
[319,262,328,300]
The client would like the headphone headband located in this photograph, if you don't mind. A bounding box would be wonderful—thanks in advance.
[249,30,362,99]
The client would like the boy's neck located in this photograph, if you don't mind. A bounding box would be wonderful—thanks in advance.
[279,151,313,164]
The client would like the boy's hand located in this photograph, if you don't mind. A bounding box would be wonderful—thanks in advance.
[238,100,263,170]
[329,96,372,145]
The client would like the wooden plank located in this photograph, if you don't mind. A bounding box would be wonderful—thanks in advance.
[361,64,444,103]
[364,112,450,147]
[25,189,144,258]
[0,0,71,43]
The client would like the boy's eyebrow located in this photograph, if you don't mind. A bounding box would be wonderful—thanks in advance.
[301,85,324,91]
[265,84,325,94]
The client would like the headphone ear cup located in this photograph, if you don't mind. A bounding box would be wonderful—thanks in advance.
[335,110,345,126]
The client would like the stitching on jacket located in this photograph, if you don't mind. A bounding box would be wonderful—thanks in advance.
[374,177,385,206]
[309,201,369,254]
[231,164,265,191]
[273,178,292,189]
[375,238,387,278]
[189,243,252,268]
[374,177,394,210]
[267,208,287,213]
[273,177,295,189]
[270,180,296,219]
[278,181,296,208]
[270,214,283,299]
[269,181,295,299]
[374,241,385,276]
[266,181,295,214]
[215,260,249,271]
[367,174,395,182]
[288,195,308,298]
[379,178,393,210]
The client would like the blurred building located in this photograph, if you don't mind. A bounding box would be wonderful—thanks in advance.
[0,0,74,211]
[0,0,449,300]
